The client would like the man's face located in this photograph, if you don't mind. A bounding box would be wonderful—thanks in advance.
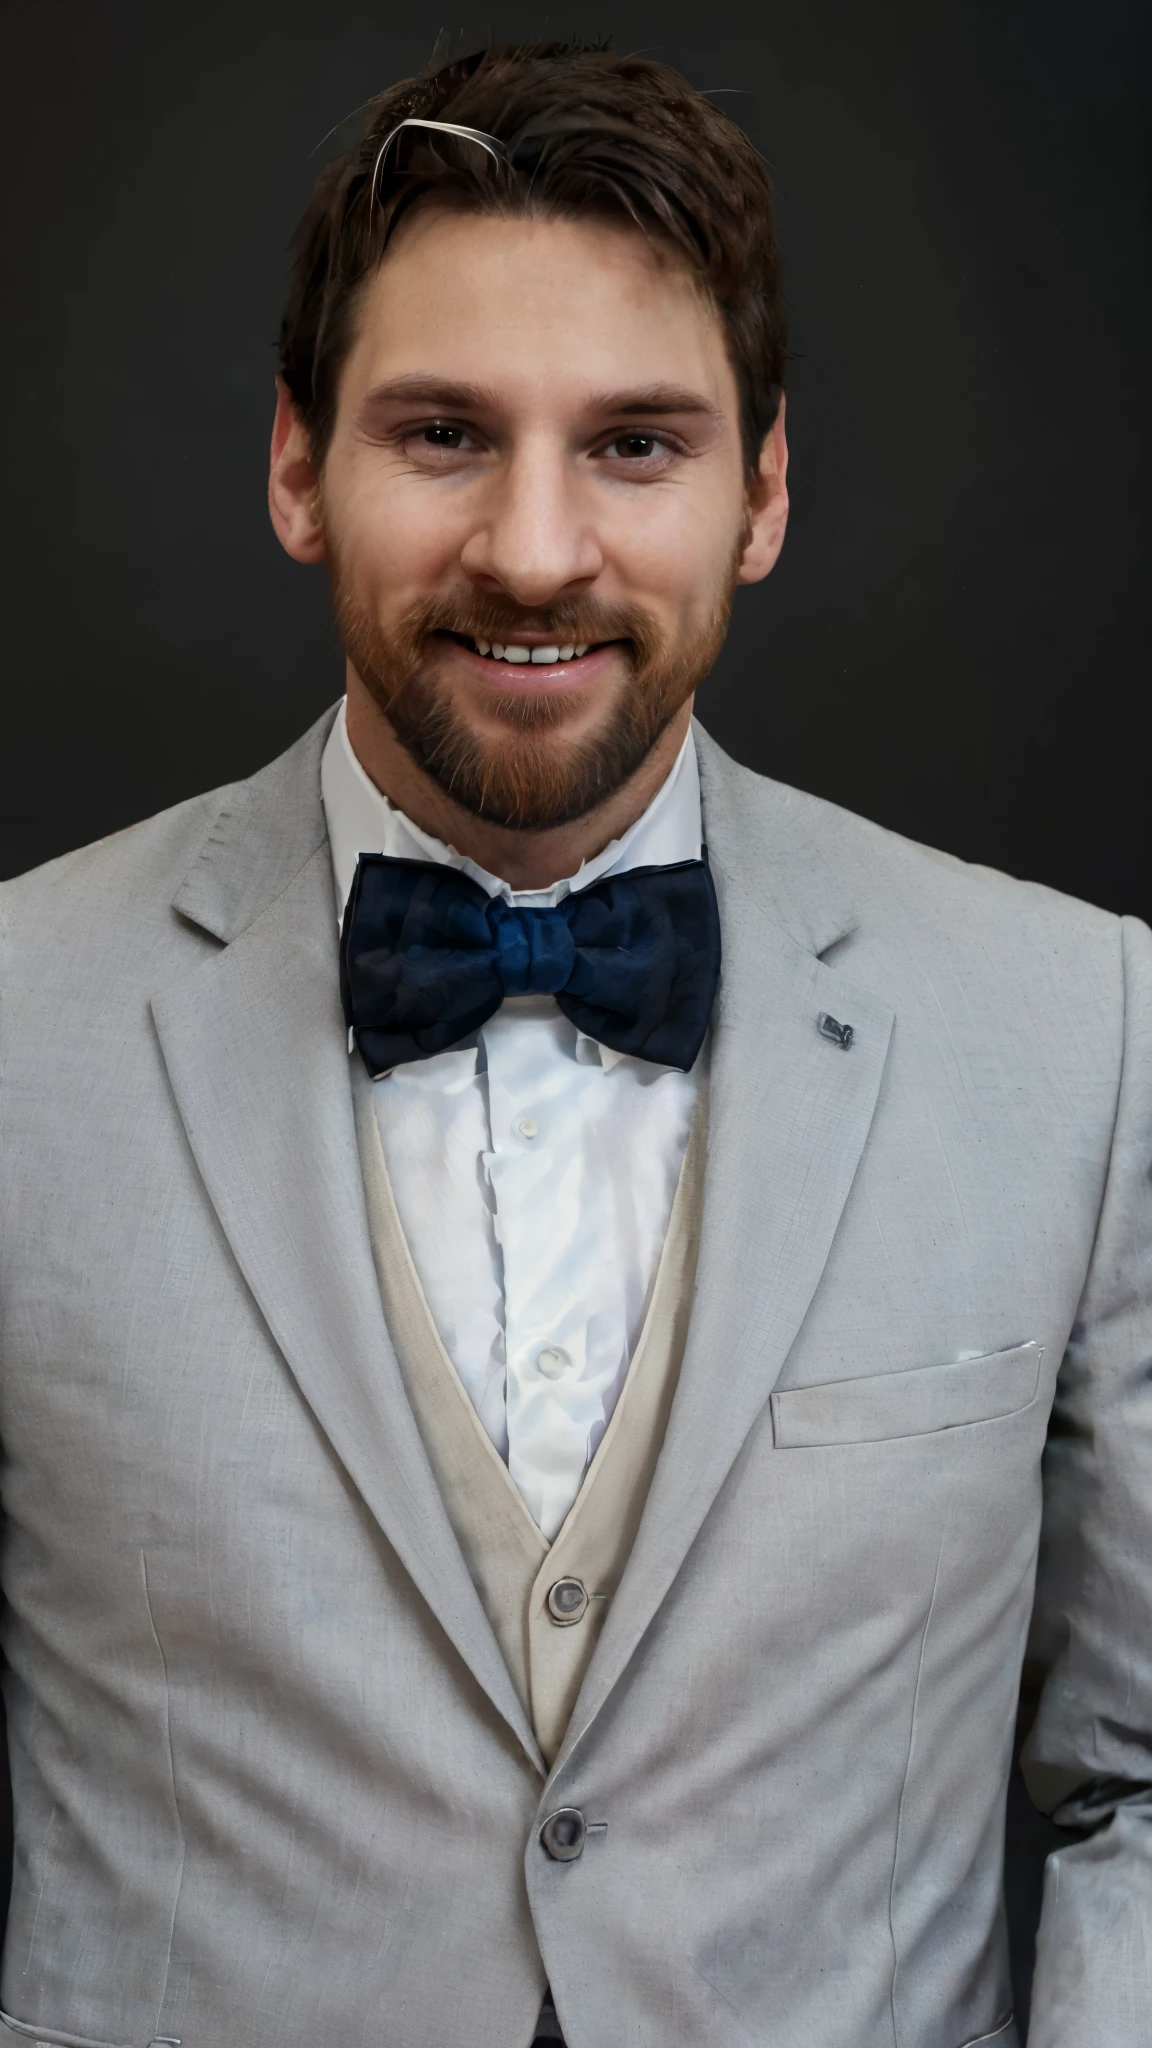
[284,205,786,828]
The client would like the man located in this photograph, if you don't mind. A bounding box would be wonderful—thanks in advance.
[0,37,1148,2048]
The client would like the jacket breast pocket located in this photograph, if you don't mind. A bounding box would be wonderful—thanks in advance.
[770,1342,1043,1448]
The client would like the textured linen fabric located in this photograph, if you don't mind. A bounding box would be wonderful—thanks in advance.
[322,701,701,1535]
[0,705,1149,2048]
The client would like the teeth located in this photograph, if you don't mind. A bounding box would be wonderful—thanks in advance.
[470,637,585,664]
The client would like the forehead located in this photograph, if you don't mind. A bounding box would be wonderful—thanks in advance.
[341,206,737,416]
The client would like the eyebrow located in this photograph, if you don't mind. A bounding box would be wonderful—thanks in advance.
[357,375,724,422]
[597,383,724,421]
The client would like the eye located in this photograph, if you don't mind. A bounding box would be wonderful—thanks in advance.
[401,419,482,463]
[421,423,469,449]
[595,430,680,473]
[605,433,662,460]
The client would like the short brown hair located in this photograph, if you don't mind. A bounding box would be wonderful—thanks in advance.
[279,40,787,474]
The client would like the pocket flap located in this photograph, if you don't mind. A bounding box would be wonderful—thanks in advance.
[770,1343,1043,1448]
[0,2008,136,2047]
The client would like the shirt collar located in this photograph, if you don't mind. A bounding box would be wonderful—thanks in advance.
[320,697,702,918]
[320,699,703,1074]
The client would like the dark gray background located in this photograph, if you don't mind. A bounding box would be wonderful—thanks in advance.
[2,0,1148,914]
[1,0,1148,2023]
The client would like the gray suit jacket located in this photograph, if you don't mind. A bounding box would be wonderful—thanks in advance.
[0,710,1148,2048]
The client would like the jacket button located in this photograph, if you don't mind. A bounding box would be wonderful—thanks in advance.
[540,1807,586,1861]
[546,1577,589,1625]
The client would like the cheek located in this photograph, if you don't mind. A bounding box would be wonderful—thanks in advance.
[603,489,741,619]
[329,461,467,601]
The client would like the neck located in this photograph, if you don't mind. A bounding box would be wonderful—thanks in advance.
[343,669,694,890]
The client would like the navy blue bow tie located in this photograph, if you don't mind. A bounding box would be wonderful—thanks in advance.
[340,854,721,1076]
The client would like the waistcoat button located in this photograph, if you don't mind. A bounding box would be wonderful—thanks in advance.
[547,1577,589,1625]
[540,1807,586,1861]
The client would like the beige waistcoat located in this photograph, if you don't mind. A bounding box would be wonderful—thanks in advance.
[354,1068,706,1763]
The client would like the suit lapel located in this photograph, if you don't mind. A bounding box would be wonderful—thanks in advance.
[154,717,543,1772]
[155,712,890,1780]
[554,728,895,1772]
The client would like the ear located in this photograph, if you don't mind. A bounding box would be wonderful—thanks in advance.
[736,395,789,585]
[268,378,327,564]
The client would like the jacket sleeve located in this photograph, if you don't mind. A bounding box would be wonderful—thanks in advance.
[1024,914,1152,2047]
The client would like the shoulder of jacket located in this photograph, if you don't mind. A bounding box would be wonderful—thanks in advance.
[0,705,337,962]
[0,781,238,951]
[696,723,1123,955]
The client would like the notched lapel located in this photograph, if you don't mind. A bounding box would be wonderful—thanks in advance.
[555,737,895,1772]
[152,716,891,1783]
[153,788,543,1772]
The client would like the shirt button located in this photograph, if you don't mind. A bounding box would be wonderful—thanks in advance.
[536,1345,571,1380]
[547,1578,589,1625]
[518,1116,539,1139]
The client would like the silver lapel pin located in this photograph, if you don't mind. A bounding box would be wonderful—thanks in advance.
[817,1012,854,1049]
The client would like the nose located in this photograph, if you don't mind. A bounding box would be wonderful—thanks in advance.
[458,436,603,607]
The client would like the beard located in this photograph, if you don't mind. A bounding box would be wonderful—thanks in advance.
[329,563,736,832]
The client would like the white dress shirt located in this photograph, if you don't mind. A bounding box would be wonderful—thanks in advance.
[321,701,702,1538]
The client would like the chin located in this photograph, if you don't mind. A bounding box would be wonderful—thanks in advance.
[448,678,623,747]
[463,695,613,747]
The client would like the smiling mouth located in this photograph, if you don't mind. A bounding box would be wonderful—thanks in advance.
[440,631,606,666]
